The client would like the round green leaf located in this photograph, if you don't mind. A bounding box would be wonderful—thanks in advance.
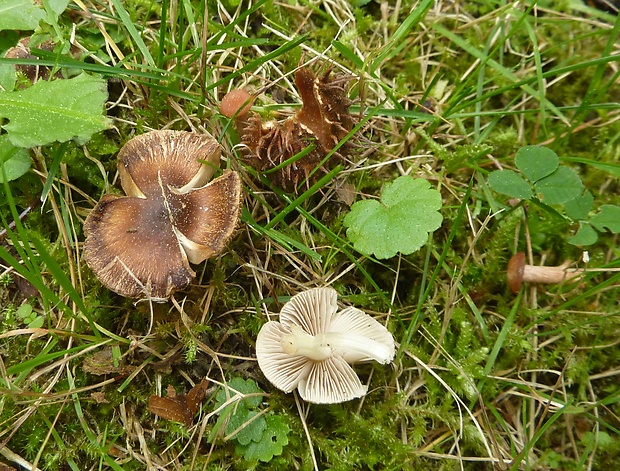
[487,170,533,200]
[236,415,289,462]
[564,191,594,221]
[343,176,443,259]
[515,145,559,182]
[590,205,620,233]
[534,167,584,204]
[568,223,598,246]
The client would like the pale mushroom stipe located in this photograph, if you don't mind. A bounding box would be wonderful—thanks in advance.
[506,252,583,294]
[256,287,395,404]
[83,130,242,300]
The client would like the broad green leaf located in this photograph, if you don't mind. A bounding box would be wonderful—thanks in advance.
[590,205,620,233]
[343,176,443,259]
[0,63,16,92]
[515,145,559,182]
[0,135,31,182]
[226,409,266,446]
[0,73,110,147]
[47,0,70,17]
[209,378,266,444]
[534,167,584,204]
[568,223,598,246]
[0,0,45,31]
[487,170,533,200]
[236,415,289,462]
[28,316,45,328]
[16,303,33,320]
[214,377,264,409]
[564,191,594,221]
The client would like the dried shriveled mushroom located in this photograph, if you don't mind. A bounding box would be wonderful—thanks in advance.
[221,66,356,191]
[256,287,395,404]
[84,130,242,300]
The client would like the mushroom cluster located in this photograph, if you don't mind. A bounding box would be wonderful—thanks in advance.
[220,66,355,191]
[256,287,395,404]
[84,130,241,300]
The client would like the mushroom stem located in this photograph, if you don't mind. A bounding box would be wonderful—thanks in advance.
[522,261,581,284]
[281,325,393,364]
[507,252,583,294]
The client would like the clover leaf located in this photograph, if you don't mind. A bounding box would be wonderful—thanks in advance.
[343,176,443,259]
[488,145,619,246]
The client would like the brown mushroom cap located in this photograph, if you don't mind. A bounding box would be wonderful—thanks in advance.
[506,252,526,294]
[83,130,242,299]
[219,89,253,119]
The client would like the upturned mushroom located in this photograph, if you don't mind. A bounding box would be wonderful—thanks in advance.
[506,252,583,294]
[255,287,395,404]
[83,130,242,300]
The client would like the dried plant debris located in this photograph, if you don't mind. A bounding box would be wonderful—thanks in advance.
[148,379,210,427]
[221,66,356,191]
[4,38,56,83]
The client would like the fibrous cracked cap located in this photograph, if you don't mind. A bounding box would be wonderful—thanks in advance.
[256,287,395,404]
[84,130,242,300]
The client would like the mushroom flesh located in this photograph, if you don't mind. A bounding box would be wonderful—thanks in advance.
[256,287,395,404]
[84,130,242,300]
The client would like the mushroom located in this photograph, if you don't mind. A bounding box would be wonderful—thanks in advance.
[255,287,395,404]
[506,252,583,294]
[220,89,254,122]
[83,130,242,300]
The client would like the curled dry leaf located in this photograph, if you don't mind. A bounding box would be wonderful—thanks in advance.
[148,379,210,427]
[221,66,356,192]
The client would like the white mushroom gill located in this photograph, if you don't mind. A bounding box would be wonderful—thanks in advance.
[256,287,395,404]
[280,324,393,364]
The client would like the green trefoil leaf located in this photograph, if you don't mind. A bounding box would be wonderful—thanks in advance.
[515,145,559,182]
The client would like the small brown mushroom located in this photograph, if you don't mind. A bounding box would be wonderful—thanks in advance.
[219,89,253,120]
[83,130,242,300]
[506,252,583,294]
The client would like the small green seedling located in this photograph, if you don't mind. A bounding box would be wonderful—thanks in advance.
[209,377,289,463]
[16,303,44,328]
[343,175,443,259]
[488,145,620,245]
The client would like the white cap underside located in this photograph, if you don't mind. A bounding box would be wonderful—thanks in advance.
[298,356,368,404]
[279,287,338,335]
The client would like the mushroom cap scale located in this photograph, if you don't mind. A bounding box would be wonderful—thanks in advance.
[84,130,241,299]
[255,287,395,404]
